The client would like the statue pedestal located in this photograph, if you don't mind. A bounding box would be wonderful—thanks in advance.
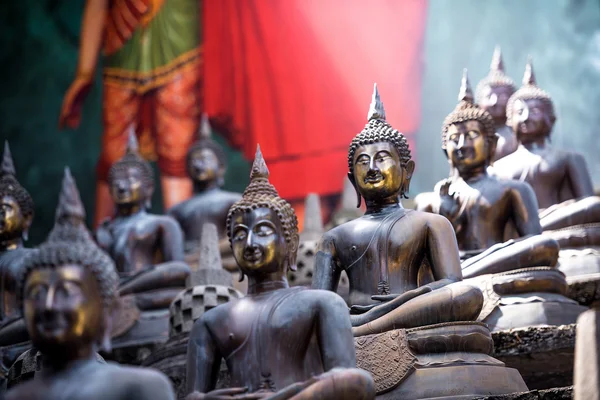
[558,246,600,306]
[468,267,586,331]
[492,325,576,390]
[476,386,572,400]
[354,322,528,399]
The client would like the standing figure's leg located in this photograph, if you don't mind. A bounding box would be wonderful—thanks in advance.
[155,61,202,210]
[96,83,141,226]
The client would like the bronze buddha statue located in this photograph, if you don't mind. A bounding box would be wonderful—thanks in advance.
[168,114,241,255]
[0,142,35,385]
[6,200,176,400]
[416,70,585,330]
[312,83,483,336]
[493,58,600,230]
[95,131,190,347]
[185,145,375,400]
[312,84,528,399]
[475,46,518,161]
[491,58,600,285]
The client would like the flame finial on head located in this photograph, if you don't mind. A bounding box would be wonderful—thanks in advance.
[55,167,86,222]
[199,113,212,140]
[367,83,386,121]
[490,46,505,73]
[126,126,139,155]
[250,144,270,181]
[523,56,536,86]
[458,69,474,104]
[1,141,16,177]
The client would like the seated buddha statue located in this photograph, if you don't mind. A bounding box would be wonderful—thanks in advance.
[475,46,518,161]
[185,145,375,400]
[168,114,241,265]
[416,70,585,330]
[492,59,600,282]
[312,85,528,399]
[0,142,35,383]
[95,131,190,345]
[6,208,176,400]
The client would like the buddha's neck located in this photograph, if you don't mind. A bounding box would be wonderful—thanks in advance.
[456,164,488,183]
[0,237,22,252]
[41,343,96,374]
[365,197,400,215]
[193,180,220,194]
[520,136,548,151]
[246,272,289,295]
[116,203,146,217]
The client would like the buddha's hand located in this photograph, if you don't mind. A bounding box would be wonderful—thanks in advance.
[186,387,273,400]
[59,76,93,129]
[349,286,432,315]
[437,179,462,229]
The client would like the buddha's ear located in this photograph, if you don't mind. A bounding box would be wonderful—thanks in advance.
[347,172,361,208]
[488,133,499,165]
[287,233,300,272]
[401,160,415,198]
[102,298,118,353]
[217,167,226,187]
[22,214,33,241]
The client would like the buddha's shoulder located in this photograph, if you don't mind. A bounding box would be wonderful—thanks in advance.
[100,362,173,395]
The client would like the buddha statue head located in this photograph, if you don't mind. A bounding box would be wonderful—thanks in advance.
[226,145,299,281]
[187,113,228,188]
[442,69,497,173]
[0,141,34,247]
[475,46,516,125]
[18,173,119,361]
[506,57,556,144]
[347,83,414,207]
[108,129,154,210]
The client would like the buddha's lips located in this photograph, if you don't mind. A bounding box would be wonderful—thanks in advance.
[243,249,262,262]
[364,174,383,184]
[455,148,474,160]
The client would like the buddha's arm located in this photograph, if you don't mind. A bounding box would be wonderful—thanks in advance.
[426,214,463,285]
[186,316,222,393]
[160,219,185,262]
[510,182,543,236]
[567,153,595,199]
[312,233,341,292]
[316,292,357,369]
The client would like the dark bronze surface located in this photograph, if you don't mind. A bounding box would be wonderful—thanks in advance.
[95,131,189,311]
[185,146,375,400]
[312,84,483,335]
[6,168,175,400]
[168,114,242,253]
[416,70,560,279]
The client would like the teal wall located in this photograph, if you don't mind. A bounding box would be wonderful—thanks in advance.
[1,0,598,244]
[413,0,600,195]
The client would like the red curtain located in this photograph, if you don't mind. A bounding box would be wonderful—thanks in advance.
[204,0,428,200]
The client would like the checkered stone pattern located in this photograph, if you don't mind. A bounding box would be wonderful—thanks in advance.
[169,285,243,337]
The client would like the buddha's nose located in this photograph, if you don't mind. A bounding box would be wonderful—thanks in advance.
[488,93,498,107]
[117,181,127,192]
[456,134,466,149]
[519,106,530,122]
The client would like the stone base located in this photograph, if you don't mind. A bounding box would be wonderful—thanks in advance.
[476,386,572,400]
[559,247,600,305]
[492,325,576,390]
[142,333,230,399]
[355,322,528,400]
[566,275,600,306]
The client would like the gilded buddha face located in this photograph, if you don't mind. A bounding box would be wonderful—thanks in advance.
[230,207,290,275]
[352,142,413,202]
[511,98,552,142]
[187,147,222,184]
[479,85,513,123]
[0,195,25,243]
[445,120,490,171]
[24,264,104,356]
[110,166,144,205]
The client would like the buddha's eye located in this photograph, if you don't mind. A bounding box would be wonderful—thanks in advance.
[449,134,459,143]
[26,284,47,302]
[356,156,370,165]
[255,224,274,237]
[233,228,247,241]
[467,130,480,139]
